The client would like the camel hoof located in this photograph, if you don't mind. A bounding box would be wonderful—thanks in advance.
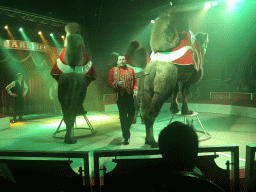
[145,139,159,148]
[150,142,159,148]
[170,103,179,114]
[64,138,77,144]
[181,110,193,115]
[171,108,180,114]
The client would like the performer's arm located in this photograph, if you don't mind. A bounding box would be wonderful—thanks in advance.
[5,81,17,96]
[23,81,28,96]
[107,68,118,88]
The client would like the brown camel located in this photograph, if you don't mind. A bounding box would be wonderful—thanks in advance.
[141,13,209,148]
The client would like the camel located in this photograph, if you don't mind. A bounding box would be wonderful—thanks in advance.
[140,13,209,148]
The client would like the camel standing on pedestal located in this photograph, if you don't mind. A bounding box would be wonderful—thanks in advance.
[141,13,209,148]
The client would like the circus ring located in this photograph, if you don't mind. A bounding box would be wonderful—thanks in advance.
[103,92,256,142]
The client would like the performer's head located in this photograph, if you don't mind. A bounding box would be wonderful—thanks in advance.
[158,121,198,171]
[117,55,126,67]
[16,73,23,81]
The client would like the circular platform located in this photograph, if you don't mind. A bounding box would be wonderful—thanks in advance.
[169,111,211,141]
[171,111,199,117]
[52,127,97,139]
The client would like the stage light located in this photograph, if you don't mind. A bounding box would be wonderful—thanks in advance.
[227,0,240,9]
[170,2,172,6]
[204,2,211,10]
[61,35,64,38]
[4,25,8,29]
[38,31,42,35]
[19,28,23,31]
[50,33,53,37]
[212,2,218,6]
[151,20,155,24]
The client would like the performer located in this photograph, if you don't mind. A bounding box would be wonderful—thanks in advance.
[50,22,97,144]
[107,55,138,145]
[5,73,28,123]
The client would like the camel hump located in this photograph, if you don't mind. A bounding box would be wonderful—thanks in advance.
[126,40,141,56]
[131,47,149,69]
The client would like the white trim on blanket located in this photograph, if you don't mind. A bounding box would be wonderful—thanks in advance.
[57,59,92,74]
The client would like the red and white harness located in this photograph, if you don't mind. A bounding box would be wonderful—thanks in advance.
[149,31,201,71]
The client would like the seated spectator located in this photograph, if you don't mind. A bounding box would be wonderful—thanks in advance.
[158,121,202,174]
[157,121,224,192]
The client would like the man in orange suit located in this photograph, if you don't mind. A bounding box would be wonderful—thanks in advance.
[107,55,138,145]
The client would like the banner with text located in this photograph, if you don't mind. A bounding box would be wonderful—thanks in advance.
[0,39,63,55]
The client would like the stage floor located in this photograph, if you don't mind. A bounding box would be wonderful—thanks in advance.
[0,111,255,178]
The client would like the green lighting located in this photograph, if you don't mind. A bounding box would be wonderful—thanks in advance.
[20,29,30,42]
[51,34,61,48]
[50,33,53,37]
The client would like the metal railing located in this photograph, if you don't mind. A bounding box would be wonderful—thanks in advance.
[0,150,91,191]
[93,145,239,192]
[210,92,255,101]
[245,145,256,192]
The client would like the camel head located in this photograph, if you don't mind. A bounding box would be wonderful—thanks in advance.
[195,33,209,56]
[195,32,209,66]
[150,15,180,53]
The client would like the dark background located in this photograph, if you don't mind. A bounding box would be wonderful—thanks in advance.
[0,0,255,112]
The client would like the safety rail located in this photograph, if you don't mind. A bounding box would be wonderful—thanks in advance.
[93,145,239,192]
[245,145,256,192]
[0,150,91,191]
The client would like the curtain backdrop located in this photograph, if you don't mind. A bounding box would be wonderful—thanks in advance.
[0,42,63,115]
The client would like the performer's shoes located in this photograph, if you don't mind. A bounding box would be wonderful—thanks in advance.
[122,138,130,145]
[11,119,17,123]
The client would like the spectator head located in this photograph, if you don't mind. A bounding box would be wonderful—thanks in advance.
[158,121,199,171]
[16,73,23,81]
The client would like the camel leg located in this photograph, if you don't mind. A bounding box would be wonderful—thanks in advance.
[181,83,193,115]
[132,97,140,124]
[144,92,168,148]
[58,73,86,144]
[142,63,177,148]
[170,82,179,114]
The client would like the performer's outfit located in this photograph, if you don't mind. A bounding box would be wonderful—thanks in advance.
[107,65,138,141]
[50,47,97,114]
[12,80,25,121]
